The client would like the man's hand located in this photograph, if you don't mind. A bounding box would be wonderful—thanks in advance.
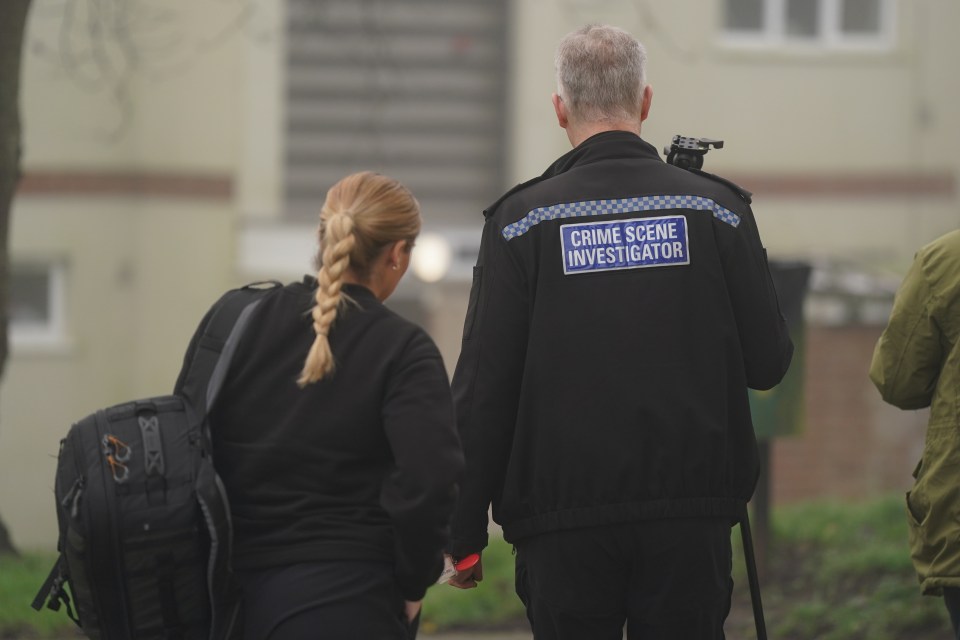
[446,553,484,589]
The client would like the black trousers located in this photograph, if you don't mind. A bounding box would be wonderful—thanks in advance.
[514,519,733,640]
[238,560,417,640]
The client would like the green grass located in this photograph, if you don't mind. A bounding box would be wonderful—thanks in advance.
[728,495,951,640]
[1,495,954,639]
[0,553,79,638]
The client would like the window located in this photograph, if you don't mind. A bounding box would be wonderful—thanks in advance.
[725,0,764,31]
[842,0,883,34]
[785,0,818,39]
[283,0,508,223]
[722,0,894,49]
[10,262,67,347]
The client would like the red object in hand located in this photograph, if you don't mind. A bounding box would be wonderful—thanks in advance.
[454,553,480,571]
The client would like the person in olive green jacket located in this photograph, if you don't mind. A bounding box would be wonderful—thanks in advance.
[870,228,960,637]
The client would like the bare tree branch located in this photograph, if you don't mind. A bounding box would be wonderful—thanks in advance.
[30,0,265,140]
[0,0,33,557]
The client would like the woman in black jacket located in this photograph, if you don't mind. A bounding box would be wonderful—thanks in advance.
[210,172,464,639]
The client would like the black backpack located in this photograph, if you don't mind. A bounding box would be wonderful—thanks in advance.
[33,282,280,640]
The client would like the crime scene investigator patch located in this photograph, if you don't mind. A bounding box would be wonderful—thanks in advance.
[560,215,689,275]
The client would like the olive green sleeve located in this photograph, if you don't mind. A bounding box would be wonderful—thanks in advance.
[869,253,943,410]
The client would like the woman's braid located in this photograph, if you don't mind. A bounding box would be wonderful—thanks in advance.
[298,212,356,386]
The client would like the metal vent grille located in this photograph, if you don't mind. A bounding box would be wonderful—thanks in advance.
[284,0,508,221]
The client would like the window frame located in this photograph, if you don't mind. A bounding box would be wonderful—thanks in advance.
[9,260,68,350]
[720,0,896,51]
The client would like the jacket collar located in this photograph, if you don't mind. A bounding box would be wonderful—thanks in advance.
[543,130,661,178]
[483,130,661,218]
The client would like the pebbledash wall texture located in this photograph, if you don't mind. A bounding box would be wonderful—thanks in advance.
[770,324,926,506]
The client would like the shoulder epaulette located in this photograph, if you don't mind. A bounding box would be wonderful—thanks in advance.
[482,175,550,219]
[689,168,753,205]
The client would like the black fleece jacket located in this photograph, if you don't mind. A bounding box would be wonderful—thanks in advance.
[448,131,793,556]
[188,279,463,600]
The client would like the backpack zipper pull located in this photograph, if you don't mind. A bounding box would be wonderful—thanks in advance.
[60,476,85,519]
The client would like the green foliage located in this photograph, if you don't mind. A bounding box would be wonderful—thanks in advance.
[727,495,950,640]
[772,494,906,546]
[0,553,79,638]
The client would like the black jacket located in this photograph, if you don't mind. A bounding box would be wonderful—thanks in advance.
[448,131,793,556]
[187,279,463,600]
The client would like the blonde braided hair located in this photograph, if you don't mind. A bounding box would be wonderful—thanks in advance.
[298,212,355,385]
[298,172,421,386]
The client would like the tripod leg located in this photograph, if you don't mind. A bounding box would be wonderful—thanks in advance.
[740,507,768,640]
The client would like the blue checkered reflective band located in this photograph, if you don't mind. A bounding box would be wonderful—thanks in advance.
[501,195,740,240]
[561,215,690,275]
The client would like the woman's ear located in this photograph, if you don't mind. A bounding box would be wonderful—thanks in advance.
[388,240,408,269]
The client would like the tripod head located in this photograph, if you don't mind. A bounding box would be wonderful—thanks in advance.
[664,135,724,170]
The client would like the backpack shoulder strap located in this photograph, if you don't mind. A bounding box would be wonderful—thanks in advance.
[31,556,80,624]
[175,281,280,640]
[175,281,281,418]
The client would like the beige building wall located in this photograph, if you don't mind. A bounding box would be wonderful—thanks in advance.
[0,0,244,550]
[2,0,958,551]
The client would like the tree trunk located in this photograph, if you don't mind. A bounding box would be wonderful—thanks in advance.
[0,0,34,556]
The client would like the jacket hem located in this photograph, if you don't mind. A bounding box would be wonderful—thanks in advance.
[919,575,960,597]
[501,497,747,543]
[233,540,394,572]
